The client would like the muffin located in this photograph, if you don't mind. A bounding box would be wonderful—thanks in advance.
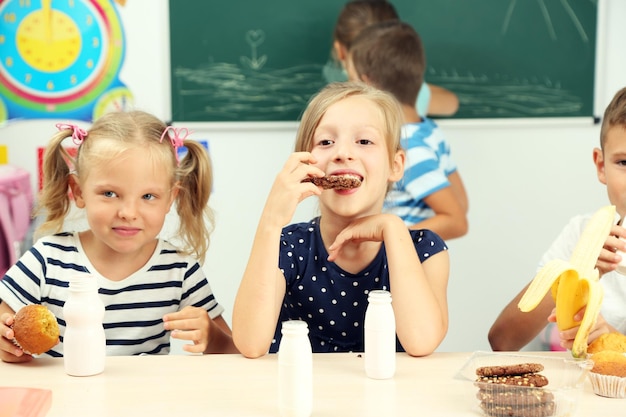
[588,332,626,354]
[11,304,60,355]
[588,350,626,398]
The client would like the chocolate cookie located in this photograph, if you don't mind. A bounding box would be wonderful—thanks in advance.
[476,373,549,388]
[479,401,555,417]
[477,387,554,406]
[302,175,361,190]
[476,363,544,377]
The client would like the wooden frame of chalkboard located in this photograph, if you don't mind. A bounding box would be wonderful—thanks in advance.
[168,0,597,122]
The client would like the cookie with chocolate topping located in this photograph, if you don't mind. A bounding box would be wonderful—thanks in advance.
[476,363,544,378]
[302,175,362,190]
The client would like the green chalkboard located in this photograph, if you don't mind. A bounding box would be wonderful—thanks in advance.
[169,0,597,122]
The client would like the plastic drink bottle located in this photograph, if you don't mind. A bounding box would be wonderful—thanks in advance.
[364,290,396,379]
[278,320,313,417]
[63,276,106,376]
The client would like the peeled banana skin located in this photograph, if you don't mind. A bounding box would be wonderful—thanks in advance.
[518,205,615,358]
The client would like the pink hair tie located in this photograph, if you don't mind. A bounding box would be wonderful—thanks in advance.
[56,123,88,145]
[160,126,191,164]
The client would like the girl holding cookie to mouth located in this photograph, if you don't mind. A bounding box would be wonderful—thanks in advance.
[232,82,450,358]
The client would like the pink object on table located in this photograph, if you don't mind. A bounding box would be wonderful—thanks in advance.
[0,387,52,417]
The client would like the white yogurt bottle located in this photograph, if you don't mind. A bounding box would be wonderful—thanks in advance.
[277,320,312,417]
[63,275,106,376]
[364,290,396,379]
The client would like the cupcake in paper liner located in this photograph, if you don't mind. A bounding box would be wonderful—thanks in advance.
[588,351,626,398]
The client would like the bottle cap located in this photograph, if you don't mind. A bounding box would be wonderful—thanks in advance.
[68,275,98,291]
[281,320,309,334]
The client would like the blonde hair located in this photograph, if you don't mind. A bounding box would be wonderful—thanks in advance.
[37,110,214,262]
[295,81,403,168]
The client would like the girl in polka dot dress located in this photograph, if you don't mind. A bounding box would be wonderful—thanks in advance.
[232,82,449,358]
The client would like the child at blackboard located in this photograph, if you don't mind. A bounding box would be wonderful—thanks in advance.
[346,20,468,240]
[232,82,449,357]
[324,0,459,117]
[488,86,626,351]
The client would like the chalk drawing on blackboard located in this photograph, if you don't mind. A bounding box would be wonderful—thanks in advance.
[171,27,329,121]
[415,0,595,118]
[172,64,326,122]
[428,68,582,118]
[502,0,590,42]
[240,30,268,70]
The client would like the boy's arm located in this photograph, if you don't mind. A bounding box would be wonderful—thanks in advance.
[447,171,469,214]
[426,84,459,117]
[411,186,468,240]
[488,218,574,352]
[488,282,555,351]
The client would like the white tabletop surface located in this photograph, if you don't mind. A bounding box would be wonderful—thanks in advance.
[0,351,621,417]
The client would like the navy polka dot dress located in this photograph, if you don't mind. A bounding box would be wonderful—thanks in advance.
[271,217,447,353]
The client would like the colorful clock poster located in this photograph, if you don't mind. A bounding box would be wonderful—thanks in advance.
[0,0,133,123]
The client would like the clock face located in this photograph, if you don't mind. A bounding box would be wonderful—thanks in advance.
[93,86,134,119]
[0,0,126,121]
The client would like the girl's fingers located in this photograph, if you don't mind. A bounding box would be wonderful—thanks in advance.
[284,152,316,172]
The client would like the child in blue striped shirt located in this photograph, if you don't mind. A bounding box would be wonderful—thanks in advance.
[346,20,469,241]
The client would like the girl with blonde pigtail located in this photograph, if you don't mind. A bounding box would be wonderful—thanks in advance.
[0,110,237,363]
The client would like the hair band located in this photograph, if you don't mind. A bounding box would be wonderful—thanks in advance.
[160,126,192,164]
[55,123,88,145]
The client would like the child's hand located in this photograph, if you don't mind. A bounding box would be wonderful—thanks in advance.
[262,152,324,229]
[327,214,401,261]
[163,306,212,354]
[547,307,611,350]
[0,312,32,363]
[596,224,626,275]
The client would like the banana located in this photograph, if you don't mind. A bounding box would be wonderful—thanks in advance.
[518,205,615,358]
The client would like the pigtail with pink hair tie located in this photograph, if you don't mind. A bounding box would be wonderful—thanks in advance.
[160,126,192,165]
[55,123,88,145]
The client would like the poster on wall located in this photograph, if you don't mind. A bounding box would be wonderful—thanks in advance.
[0,0,133,124]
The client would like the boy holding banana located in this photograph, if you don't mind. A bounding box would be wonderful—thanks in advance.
[488,87,626,352]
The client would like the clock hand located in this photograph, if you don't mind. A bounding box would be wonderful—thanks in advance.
[42,0,52,43]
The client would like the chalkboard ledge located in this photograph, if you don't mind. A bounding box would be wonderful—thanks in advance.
[169,121,300,132]
[436,117,597,129]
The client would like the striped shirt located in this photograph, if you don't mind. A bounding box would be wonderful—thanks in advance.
[384,119,457,225]
[0,232,224,356]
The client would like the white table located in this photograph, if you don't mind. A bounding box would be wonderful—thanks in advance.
[0,352,621,416]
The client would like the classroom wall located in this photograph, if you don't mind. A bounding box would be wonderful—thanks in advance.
[1,0,625,353]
